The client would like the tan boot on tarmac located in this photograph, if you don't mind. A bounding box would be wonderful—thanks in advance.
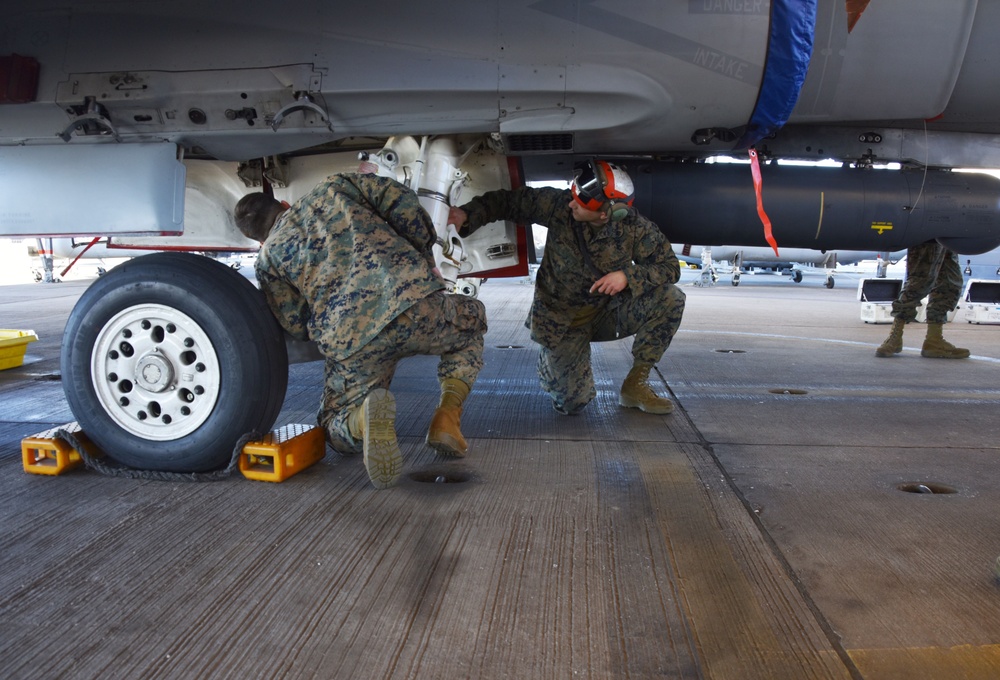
[921,322,970,359]
[619,363,674,414]
[426,378,470,457]
[875,318,905,357]
[354,388,401,489]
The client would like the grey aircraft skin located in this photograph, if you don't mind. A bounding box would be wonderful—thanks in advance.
[2,0,1000,468]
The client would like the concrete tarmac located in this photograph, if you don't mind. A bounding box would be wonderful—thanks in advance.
[1,265,999,679]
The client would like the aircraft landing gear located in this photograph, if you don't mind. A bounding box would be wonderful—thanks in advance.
[791,269,803,283]
[61,252,289,472]
[456,277,481,297]
[825,275,835,289]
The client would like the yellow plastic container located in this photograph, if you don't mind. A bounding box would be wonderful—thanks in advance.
[0,329,38,370]
[240,423,326,482]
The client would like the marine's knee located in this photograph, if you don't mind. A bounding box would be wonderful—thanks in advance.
[468,297,488,332]
[643,282,685,319]
[665,282,686,309]
[452,295,488,334]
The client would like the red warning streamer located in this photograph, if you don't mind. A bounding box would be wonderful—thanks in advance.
[748,148,780,257]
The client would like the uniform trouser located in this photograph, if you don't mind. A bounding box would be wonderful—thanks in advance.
[891,241,963,324]
[537,282,685,414]
[319,291,487,454]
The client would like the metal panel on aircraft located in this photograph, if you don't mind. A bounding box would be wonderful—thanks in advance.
[0,143,185,238]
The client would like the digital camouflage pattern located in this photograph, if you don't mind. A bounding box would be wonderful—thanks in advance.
[460,186,684,413]
[320,291,485,453]
[255,173,486,452]
[534,282,686,413]
[891,240,963,323]
[255,173,447,360]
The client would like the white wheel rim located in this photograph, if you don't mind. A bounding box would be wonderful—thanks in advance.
[91,304,221,440]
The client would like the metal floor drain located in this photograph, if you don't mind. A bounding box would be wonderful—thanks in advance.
[409,468,472,485]
[897,482,957,495]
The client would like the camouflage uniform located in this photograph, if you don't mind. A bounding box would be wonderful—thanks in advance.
[256,173,486,453]
[460,186,684,414]
[891,240,963,323]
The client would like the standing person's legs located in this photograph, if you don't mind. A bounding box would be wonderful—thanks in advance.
[920,249,969,358]
[879,241,948,357]
[891,241,946,321]
[924,249,963,323]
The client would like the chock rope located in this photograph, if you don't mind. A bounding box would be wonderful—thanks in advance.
[53,428,262,482]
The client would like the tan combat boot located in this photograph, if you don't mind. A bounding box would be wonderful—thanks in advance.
[426,378,471,457]
[921,322,970,358]
[348,388,401,489]
[619,363,674,414]
[875,318,905,357]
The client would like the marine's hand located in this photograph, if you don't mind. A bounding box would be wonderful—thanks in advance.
[448,206,468,231]
[590,271,628,296]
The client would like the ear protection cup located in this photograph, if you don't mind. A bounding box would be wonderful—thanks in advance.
[606,200,630,222]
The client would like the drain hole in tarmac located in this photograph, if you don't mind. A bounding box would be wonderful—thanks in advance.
[715,349,747,354]
[410,468,471,485]
[769,388,808,395]
[495,345,525,350]
[898,482,957,495]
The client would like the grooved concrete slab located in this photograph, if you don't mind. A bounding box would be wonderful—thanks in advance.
[1,270,999,679]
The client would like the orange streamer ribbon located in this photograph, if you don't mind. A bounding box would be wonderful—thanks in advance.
[748,148,780,257]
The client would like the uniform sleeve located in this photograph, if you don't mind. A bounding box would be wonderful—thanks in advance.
[460,187,569,235]
[255,254,311,341]
[622,216,681,297]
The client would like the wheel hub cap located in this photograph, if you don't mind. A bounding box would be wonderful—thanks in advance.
[135,352,174,392]
[91,303,221,440]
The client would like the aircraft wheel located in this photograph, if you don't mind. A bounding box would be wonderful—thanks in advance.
[791,270,803,283]
[731,276,741,287]
[61,252,289,472]
[825,276,835,289]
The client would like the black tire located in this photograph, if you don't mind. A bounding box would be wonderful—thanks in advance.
[825,276,835,289]
[61,252,288,472]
